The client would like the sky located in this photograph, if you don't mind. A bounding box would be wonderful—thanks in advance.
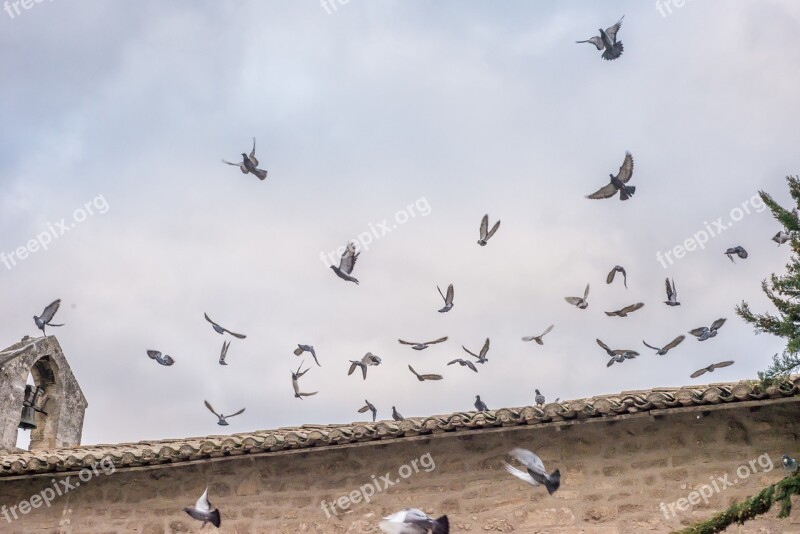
[2,0,800,448]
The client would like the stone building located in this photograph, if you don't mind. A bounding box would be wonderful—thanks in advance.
[1,336,799,533]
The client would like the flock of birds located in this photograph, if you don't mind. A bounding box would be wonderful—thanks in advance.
[14,13,800,533]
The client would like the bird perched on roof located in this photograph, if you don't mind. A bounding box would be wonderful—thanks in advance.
[379,508,449,534]
[605,302,644,317]
[664,278,681,306]
[399,337,448,351]
[204,313,246,339]
[689,318,726,341]
[294,344,320,367]
[576,15,624,60]
[474,395,488,412]
[522,325,554,346]
[392,406,404,421]
[348,353,382,380]
[477,214,501,246]
[408,365,443,382]
[437,284,454,313]
[291,361,317,399]
[690,360,735,378]
[447,358,478,373]
[596,339,639,367]
[147,350,175,367]
[222,137,267,181]
[183,487,221,528]
[357,399,377,422]
[535,389,545,407]
[782,454,798,474]
[606,265,627,288]
[642,335,685,356]
[34,299,64,336]
[503,448,561,495]
[586,152,635,201]
[773,230,792,246]
[724,246,748,263]
[330,241,360,284]
[565,284,590,309]
[204,400,245,426]
[462,338,490,364]
[218,340,231,366]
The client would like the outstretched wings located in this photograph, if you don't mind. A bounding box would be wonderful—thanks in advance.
[338,242,359,275]
[616,152,634,183]
[605,16,624,42]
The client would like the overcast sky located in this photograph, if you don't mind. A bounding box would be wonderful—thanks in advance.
[3,1,800,448]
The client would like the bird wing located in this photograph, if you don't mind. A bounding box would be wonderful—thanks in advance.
[565,297,583,306]
[204,400,221,418]
[225,328,247,339]
[541,324,554,337]
[690,367,710,379]
[617,152,634,183]
[427,336,448,345]
[521,336,536,342]
[249,137,259,166]
[398,339,417,345]
[338,242,359,274]
[437,285,446,302]
[509,448,546,475]
[480,214,489,239]
[642,340,660,351]
[462,345,479,358]
[712,360,735,370]
[357,405,370,413]
[360,363,367,380]
[689,327,709,337]
[606,15,624,42]
[663,335,686,351]
[665,278,675,299]
[607,357,617,367]
[606,268,617,284]
[298,391,318,397]
[576,36,604,50]
[710,318,727,331]
[503,462,539,486]
[228,408,246,418]
[486,220,501,240]
[195,488,211,512]
[586,182,618,199]
[465,360,478,372]
[408,364,420,378]
[584,283,590,299]
[39,300,61,323]
[204,313,219,329]
[419,373,443,381]
[596,339,611,352]
[445,284,454,304]
[480,338,490,358]
[147,350,161,360]
[161,355,175,366]
[447,359,460,365]
[621,302,644,314]
[347,361,359,376]
[220,340,230,361]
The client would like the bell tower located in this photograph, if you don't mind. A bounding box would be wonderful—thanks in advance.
[0,336,87,452]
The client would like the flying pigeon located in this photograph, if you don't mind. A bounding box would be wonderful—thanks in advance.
[606,265,627,288]
[586,152,635,200]
[535,389,545,407]
[34,299,64,336]
[294,344,320,367]
[642,335,685,356]
[782,455,798,474]
[204,400,245,426]
[330,241,360,284]
[565,284,590,309]
[204,313,247,339]
[147,350,175,367]
[522,325,554,345]
[773,231,792,246]
[605,302,644,317]
[689,318,727,341]
[378,508,449,534]
[392,406,404,421]
[503,448,561,495]
[596,339,638,366]
[576,15,624,60]
[221,137,267,180]
[477,214,501,246]
[218,340,231,366]
[690,360,735,378]
[292,362,318,399]
[408,364,443,382]
[724,246,748,263]
[398,337,448,350]
[357,399,377,422]
[437,284,454,313]
[474,395,488,412]
[183,487,221,528]
[664,278,681,306]
[462,338,490,364]
[348,352,382,380]
[447,358,478,372]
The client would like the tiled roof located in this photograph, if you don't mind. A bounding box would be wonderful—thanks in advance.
[2,377,799,478]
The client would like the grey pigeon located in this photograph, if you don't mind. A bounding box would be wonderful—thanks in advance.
[522,325,554,345]
[147,350,175,366]
[392,406,404,421]
[183,487,221,528]
[357,399,377,422]
[294,344,320,366]
[34,299,64,336]
[503,448,561,495]
[204,400,245,426]
[535,389,545,407]
[292,361,318,399]
[664,278,681,306]
[221,137,267,180]
[782,455,798,474]
[642,335,685,356]
[462,338,490,364]
[605,302,644,317]
[596,339,638,367]
[477,214,501,246]
[437,284,454,313]
[204,313,247,339]
[724,246,748,263]
[348,352,382,380]
[773,230,792,246]
[474,395,488,412]
[447,358,478,372]
[606,265,627,288]
[218,340,231,366]
[576,16,624,60]
[689,318,726,341]
[565,284,590,309]
[408,364,443,382]
[586,152,635,200]
[690,360,734,378]
[379,508,449,534]
[399,337,448,350]
[330,241,360,284]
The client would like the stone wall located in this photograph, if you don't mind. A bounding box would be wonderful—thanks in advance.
[0,402,798,533]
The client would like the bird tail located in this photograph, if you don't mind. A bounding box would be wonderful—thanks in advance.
[208,509,222,528]
[544,469,561,495]
[603,41,623,60]
[619,185,635,200]
[432,515,449,534]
